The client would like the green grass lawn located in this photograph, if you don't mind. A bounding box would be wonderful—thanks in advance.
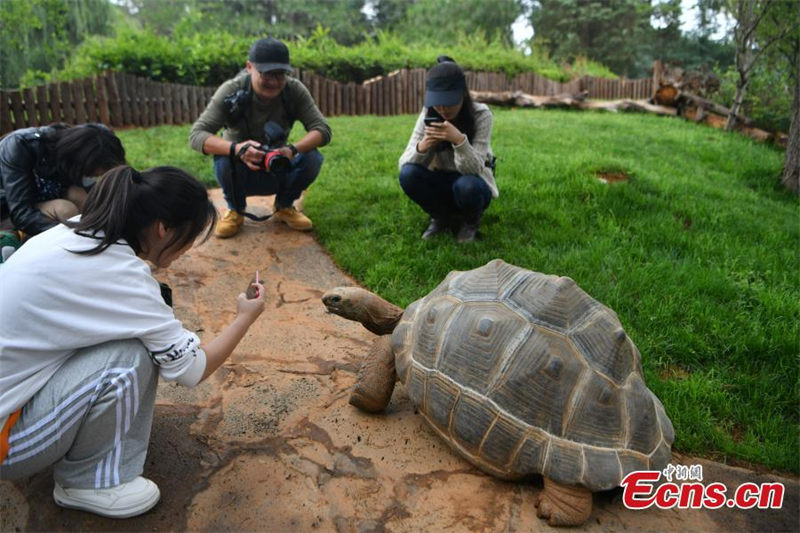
[118,109,799,473]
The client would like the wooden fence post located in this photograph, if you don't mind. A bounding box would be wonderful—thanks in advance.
[71,82,87,124]
[8,91,25,130]
[81,79,95,123]
[1,93,11,134]
[118,74,131,125]
[106,72,123,127]
[96,75,110,125]
[164,83,174,125]
[334,80,342,117]
[48,83,62,124]
[35,86,49,125]
[58,81,74,125]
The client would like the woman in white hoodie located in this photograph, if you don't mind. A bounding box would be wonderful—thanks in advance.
[0,165,265,518]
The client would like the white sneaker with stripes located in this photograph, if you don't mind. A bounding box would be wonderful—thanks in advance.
[53,476,160,518]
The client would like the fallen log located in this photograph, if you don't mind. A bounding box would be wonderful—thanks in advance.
[653,84,680,106]
[582,99,677,115]
[676,105,780,145]
[678,92,756,127]
[470,89,785,147]
[471,90,587,109]
[474,90,677,116]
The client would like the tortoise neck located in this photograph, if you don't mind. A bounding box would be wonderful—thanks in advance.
[363,296,403,335]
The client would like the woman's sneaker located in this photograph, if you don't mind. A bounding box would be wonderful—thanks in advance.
[53,476,160,518]
[421,218,447,239]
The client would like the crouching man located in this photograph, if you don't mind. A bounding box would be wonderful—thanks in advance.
[190,37,332,238]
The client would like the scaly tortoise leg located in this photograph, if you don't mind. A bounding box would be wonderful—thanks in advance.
[536,477,593,526]
[349,335,396,413]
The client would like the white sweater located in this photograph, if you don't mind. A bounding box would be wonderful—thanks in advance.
[0,223,206,419]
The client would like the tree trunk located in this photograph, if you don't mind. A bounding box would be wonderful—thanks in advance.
[726,0,755,132]
[726,73,750,131]
[781,33,800,195]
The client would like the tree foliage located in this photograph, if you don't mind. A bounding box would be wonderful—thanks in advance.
[531,0,656,77]
[387,0,525,47]
[119,0,371,45]
[530,0,736,78]
[119,0,526,48]
[721,0,797,131]
[0,0,115,88]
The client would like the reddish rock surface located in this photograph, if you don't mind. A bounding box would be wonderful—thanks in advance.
[1,190,797,532]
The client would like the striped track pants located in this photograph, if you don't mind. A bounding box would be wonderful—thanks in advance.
[0,339,158,489]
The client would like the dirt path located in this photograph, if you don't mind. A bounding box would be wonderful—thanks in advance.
[1,190,798,532]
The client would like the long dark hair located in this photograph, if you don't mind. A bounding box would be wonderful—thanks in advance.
[42,123,126,185]
[67,166,217,260]
[450,89,476,142]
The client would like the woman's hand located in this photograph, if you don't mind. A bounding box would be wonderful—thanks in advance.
[416,131,440,153]
[198,283,266,382]
[424,121,466,146]
[236,282,266,323]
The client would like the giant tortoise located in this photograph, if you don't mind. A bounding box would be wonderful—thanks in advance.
[322,259,674,526]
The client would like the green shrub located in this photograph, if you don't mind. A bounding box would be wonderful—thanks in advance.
[57,27,614,86]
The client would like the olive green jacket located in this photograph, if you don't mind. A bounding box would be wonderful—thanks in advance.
[189,72,331,153]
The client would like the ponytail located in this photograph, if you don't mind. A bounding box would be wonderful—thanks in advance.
[67,166,217,258]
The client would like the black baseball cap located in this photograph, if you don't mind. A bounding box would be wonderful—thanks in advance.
[425,60,466,107]
[249,37,292,73]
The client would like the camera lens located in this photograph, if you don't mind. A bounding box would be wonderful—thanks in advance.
[265,151,291,172]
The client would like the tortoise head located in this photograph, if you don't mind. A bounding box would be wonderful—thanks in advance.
[322,287,375,322]
[322,286,404,335]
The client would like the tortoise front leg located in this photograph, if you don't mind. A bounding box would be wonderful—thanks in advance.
[536,477,593,526]
[349,335,396,413]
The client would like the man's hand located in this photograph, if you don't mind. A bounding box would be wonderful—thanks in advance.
[235,140,267,171]
[275,146,295,161]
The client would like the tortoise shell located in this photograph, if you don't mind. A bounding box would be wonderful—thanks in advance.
[392,259,674,491]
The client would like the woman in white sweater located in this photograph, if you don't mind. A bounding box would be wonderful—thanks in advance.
[398,57,498,243]
[0,165,265,518]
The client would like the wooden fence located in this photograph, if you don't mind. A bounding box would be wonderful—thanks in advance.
[1,69,653,135]
[0,72,215,134]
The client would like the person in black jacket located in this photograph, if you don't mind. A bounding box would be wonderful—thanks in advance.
[0,123,126,237]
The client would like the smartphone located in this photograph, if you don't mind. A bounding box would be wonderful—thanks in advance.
[424,107,444,126]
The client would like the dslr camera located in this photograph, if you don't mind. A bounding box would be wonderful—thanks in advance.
[257,121,291,173]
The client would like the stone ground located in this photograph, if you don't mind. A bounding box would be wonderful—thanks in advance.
[1,190,798,532]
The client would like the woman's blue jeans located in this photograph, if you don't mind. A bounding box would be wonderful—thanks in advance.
[399,163,491,223]
[213,149,323,211]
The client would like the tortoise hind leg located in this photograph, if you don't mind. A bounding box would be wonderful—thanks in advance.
[536,477,593,526]
[349,335,396,413]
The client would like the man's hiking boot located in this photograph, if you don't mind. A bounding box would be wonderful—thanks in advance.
[273,205,313,231]
[214,209,244,238]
